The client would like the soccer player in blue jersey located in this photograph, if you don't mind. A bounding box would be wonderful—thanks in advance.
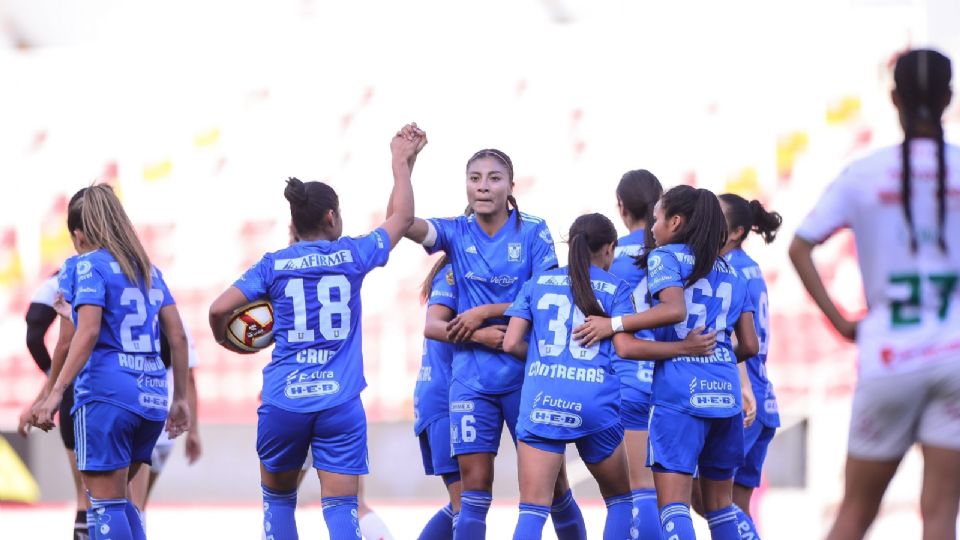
[414,258,466,539]
[32,185,191,540]
[208,125,423,540]
[405,143,587,540]
[718,193,782,540]
[503,213,717,540]
[575,186,760,540]
[607,169,664,540]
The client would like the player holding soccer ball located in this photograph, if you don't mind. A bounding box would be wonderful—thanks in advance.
[209,123,425,540]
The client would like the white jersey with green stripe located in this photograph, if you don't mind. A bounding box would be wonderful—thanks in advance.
[796,139,960,378]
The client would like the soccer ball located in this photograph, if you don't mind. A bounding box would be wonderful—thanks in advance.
[225,300,275,353]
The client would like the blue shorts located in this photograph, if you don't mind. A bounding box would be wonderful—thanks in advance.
[419,416,459,476]
[257,396,368,475]
[620,396,652,431]
[448,380,520,456]
[647,405,744,479]
[519,423,624,465]
[735,422,776,488]
[73,401,164,472]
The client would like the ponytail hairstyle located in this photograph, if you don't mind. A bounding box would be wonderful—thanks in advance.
[466,148,521,229]
[893,49,952,252]
[419,205,474,304]
[645,185,727,287]
[718,193,783,245]
[419,255,451,305]
[616,169,663,268]
[71,184,154,289]
[567,213,618,317]
[284,177,340,238]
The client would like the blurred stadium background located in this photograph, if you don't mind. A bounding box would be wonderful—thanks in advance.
[1,0,958,537]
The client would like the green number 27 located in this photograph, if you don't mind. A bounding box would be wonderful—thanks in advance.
[890,273,959,327]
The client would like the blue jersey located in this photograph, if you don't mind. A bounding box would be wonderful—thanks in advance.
[413,265,457,435]
[647,244,753,418]
[70,249,176,421]
[608,230,655,398]
[234,229,390,413]
[506,266,634,440]
[58,255,79,313]
[725,248,779,428]
[427,211,558,393]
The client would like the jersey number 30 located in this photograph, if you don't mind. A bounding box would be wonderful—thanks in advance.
[536,293,599,360]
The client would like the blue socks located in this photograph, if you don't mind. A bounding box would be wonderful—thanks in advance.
[418,504,455,540]
[86,509,96,539]
[732,504,761,539]
[512,503,550,540]
[632,489,660,540]
[89,497,133,540]
[321,496,360,540]
[124,502,146,540]
[262,485,299,540]
[455,491,492,540]
[550,489,586,540]
[706,505,741,540]
[602,494,633,540]
[660,502,696,540]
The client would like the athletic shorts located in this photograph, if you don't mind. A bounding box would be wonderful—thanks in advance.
[621,396,652,432]
[73,401,164,472]
[848,361,960,460]
[647,405,744,480]
[734,422,776,488]
[418,416,459,476]
[519,423,624,465]
[150,428,176,474]
[257,396,368,475]
[59,383,76,450]
[448,380,521,456]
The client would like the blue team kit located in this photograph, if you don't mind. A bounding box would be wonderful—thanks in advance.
[507,266,635,463]
[608,229,657,430]
[234,228,390,472]
[645,243,754,477]
[425,210,558,456]
[67,249,175,470]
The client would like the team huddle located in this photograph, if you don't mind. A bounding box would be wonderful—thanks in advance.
[16,48,960,540]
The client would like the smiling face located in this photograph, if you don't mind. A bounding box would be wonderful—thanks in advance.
[466,156,513,218]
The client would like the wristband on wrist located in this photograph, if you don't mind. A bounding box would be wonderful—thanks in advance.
[611,316,624,333]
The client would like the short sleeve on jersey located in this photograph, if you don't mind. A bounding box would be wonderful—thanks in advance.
[505,279,534,321]
[153,268,176,307]
[610,281,636,318]
[427,266,457,311]
[73,260,107,308]
[647,249,684,296]
[234,256,271,302]
[424,217,456,255]
[31,276,59,307]
[353,228,391,273]
[58,257,78,304]
[796,168,854,244]
[739,276,756,313]
[531,221,558,273]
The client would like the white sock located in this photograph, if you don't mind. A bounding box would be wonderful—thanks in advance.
[359,512,394,540]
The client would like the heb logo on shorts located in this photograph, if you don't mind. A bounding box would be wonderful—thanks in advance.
[530,408,583,428]
[689,393,736,409]
[764,399,778,414]
[139,393,169,410]
[450,401,474,413]
[284,381,341,399]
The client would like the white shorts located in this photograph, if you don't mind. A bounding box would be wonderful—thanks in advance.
[151,429,176,473]
[848,360,960,460]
